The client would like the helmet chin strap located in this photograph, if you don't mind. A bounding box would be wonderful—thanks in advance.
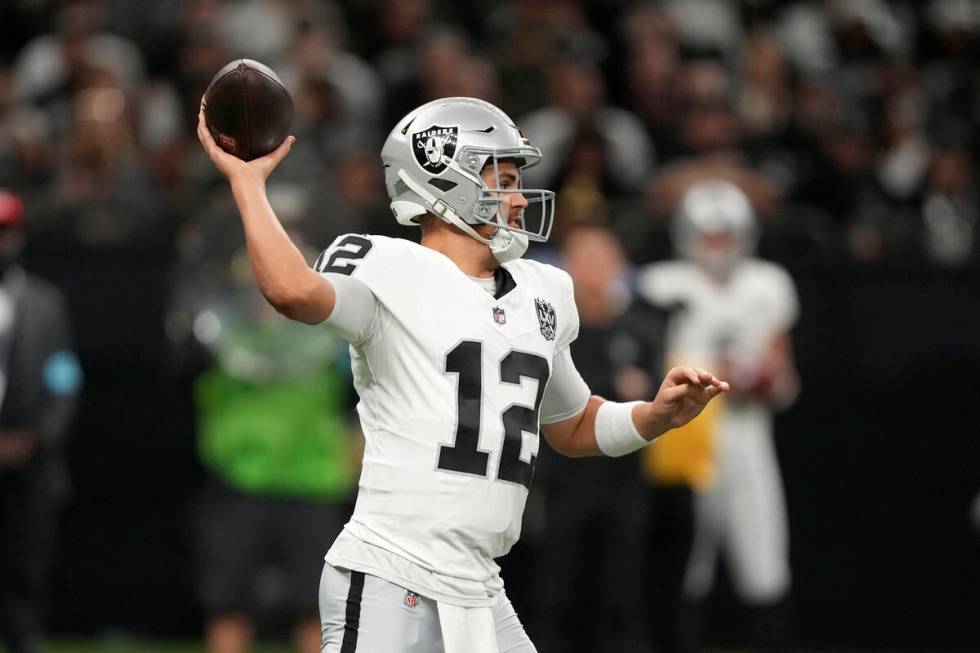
[396,169,528,263]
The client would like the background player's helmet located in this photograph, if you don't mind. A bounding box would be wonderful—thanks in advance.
[381,97,555,262]
[672,180,758,278]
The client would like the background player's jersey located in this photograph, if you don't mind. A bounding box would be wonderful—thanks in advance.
[315,234,585,607]
[638,259,797,372]
[638,259,798,439]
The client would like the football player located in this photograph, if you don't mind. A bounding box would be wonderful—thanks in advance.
[197,97,728,653]
[638,180,800,653]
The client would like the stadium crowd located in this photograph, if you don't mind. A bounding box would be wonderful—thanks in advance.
[1,0,978,269]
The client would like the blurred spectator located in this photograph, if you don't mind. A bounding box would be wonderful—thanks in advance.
[12,0,146,138]
[663,0,745,58]
[169,238,358,652]
[920,0,980,119]
[537,222,666,653]
[489,0,607,118]
[307,148,412,241]
[0,60,50,187]
[30,70,169,250]
[737,28,794,142]
[175,1,234,130]
[520,56,654,195]
[378,24,502,129]
[920,129,978,266]
[638,181,801,653]
[0,188,82,653]
[282,6,383,147]
[216,0,295,71]
[876,80,931,203]
[622,3,682,153]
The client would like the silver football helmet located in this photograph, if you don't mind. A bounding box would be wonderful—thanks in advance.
[381,97,555,263]
[672,180,757,277]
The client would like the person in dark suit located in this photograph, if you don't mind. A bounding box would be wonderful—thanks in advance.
[0,188,82,653]
[536,222,669,653]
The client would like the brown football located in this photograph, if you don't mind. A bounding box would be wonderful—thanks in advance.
[203,59,294,161]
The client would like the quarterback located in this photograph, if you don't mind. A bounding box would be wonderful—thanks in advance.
[197,97,728,653]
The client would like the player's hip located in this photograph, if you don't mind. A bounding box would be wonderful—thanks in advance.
[318,562,536,652]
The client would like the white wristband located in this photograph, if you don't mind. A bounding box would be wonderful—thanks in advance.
[594,400,648,457]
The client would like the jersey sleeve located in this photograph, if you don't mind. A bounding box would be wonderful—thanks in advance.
[555,269,580,350]
[768,265,800,331]
[636,262,681,309]
[540,346,591,424]
[313,234,384,346]
[540,268,590,424]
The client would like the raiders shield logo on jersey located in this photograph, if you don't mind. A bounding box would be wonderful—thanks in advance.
[412,125,458,174]
[534,298,556,341]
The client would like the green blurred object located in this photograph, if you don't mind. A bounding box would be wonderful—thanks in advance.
[193,284,356,499]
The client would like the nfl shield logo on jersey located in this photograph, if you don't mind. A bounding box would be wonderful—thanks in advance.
[405,591,420,608]
[412,125,458,174]
[534,298,557,341]
[492,306,506,325]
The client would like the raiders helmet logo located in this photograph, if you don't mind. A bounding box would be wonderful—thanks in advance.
[412,125,458,174]
[534,298,557,341]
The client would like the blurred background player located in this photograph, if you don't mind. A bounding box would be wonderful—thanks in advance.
[536,221,668,653]
[638,180,801,653]
[167,201,359,653]
[0,188,81,653]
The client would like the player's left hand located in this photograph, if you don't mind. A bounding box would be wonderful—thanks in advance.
[636,367,729,439]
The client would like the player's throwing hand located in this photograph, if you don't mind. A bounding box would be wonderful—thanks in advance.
[197,108,294,184]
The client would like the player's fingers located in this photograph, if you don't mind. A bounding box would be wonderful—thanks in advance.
[661,383,690,404]
[695,368,718,385]
[696,369,730,392]
[668,366,700,387]
[196,111,213,148]
[701,384,725,401]
[261,135,295,167]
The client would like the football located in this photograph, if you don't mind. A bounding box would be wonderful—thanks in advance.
[202,59,294,161]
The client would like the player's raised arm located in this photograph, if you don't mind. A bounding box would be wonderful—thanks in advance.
[541,366,729,458]
[196,110,335,324]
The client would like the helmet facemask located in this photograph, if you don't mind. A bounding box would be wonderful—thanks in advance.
[459,147,556,245]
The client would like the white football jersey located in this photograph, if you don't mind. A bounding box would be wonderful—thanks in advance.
[637,259,798,371]
[637,259,798,441]
[315,234,587,607]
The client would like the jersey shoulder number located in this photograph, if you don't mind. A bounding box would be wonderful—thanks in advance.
[314,233,375,276]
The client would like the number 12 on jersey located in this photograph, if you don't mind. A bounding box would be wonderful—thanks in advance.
[438,341,550,489]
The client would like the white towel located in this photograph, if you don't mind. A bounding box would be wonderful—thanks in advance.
[436,601,498,653]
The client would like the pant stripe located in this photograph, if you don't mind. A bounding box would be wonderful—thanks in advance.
[341,571,365,652]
